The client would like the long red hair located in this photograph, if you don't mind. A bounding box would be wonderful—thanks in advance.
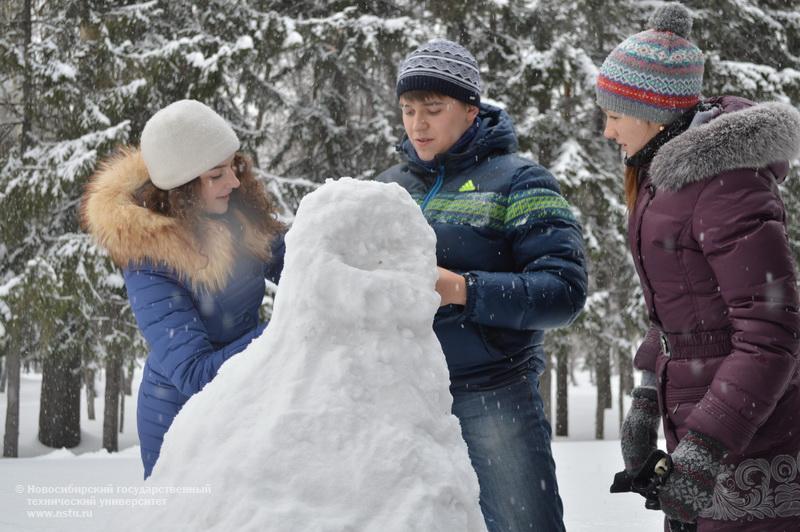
[624,166,639,212]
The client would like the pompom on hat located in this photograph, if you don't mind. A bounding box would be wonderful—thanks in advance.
[595,2,705,124]
[140,99,240,190]
[396,39,482,105]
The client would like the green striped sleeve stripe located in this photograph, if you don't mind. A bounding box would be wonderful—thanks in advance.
[424,192,507,231]
[412,188,574,231]
[505,188,575,227]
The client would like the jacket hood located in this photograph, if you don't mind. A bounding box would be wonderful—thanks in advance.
[650,97,800,190]
[400,103,519,175]
[80,148,274,293]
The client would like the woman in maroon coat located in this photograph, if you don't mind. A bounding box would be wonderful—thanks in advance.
[596,3,800,531]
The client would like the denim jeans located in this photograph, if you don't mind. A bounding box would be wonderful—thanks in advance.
[451,371,565,532]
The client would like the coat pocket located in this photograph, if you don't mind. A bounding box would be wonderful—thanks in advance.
[476,324,506,361]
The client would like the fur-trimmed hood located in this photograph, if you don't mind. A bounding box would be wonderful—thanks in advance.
[650,97,800,190]
[80,148,278,293]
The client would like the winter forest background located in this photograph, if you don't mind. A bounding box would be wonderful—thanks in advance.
[0,0,798,457]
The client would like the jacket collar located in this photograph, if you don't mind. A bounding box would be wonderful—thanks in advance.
[626,104,698,170]
[80,148,272,293]
[649,97,800,191]
[398,103,519,177]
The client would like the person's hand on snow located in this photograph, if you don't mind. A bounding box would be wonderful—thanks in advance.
[620,385,660,474]
[435,267,467,306]
[658,430,725,523]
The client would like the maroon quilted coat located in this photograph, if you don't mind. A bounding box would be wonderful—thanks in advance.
[630,97,800,530]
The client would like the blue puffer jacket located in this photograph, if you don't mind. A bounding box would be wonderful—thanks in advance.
[81,148,284,478]
[377,104,587,388]
[128,238,283,479]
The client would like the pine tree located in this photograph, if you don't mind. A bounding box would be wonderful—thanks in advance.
[693,0,800,253]
[0,0,145,450]
[253,1,426,187]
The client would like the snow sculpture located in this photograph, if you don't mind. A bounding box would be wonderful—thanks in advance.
[135,178,486,532]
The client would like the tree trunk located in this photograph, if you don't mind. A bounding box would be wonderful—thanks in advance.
[595,349,611,439]
[123,359,134,396]
[21,0,32,155]
[38,351,82,448]
[3,350,20,457]
[595,387,605,440]
[0,355,6,393]
[569,357,578,387]
[556,349,569,437]
[620,346,634,396]
[599,349,612,408]
[540,350,552,424]
[619,374,625,431]
[84,368,96,421]
[119,365,125,433]
[562,81,573,121]
[103,355,121,452]
[618,347,634,430]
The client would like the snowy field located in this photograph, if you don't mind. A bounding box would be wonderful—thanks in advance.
[0,370,664,531]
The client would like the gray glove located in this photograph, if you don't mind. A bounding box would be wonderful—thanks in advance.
[621,385,660,474]
[658,430,725,523]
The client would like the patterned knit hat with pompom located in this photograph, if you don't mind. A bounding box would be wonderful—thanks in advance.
[596,2,705,124]
[396,39,482,105]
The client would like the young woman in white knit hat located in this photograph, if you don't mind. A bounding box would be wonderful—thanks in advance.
[81,100,285,479]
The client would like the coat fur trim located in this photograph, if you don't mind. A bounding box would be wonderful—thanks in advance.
[80,148,273,293]
[650,102,800,190]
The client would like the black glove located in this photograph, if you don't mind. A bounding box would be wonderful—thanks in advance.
[658,431,725,523]
[610,448,699,532]
[621,386,660,474]
[610,448,668,507]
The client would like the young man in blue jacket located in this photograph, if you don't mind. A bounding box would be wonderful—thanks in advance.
[377,39,588,532]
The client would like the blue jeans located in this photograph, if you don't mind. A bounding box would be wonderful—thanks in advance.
[451,371,565,532]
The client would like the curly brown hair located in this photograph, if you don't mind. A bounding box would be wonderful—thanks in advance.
[134,152,284,243]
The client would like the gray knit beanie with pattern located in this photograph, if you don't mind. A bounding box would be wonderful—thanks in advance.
[396,39,482,105]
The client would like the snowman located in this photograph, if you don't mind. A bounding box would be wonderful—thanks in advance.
[133,178,486,532]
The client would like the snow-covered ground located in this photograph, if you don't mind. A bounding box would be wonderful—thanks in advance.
[0,370,140,459]
[0,370,663,531]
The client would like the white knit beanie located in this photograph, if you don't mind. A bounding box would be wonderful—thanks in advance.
[140,100,240,190]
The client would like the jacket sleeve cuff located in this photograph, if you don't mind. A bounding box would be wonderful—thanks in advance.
[634,327,661,372]
[632,385,658,403]
[631,386,659,418]
[686,391,757,454]
[683,430,728,462]
[458,271,479,322]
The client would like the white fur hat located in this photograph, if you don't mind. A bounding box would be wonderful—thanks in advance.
[140,99,240,190]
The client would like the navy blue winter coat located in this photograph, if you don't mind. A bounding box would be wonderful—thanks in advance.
[377,104,587,388]
[81,149,284,478]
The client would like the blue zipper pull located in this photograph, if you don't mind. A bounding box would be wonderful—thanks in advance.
[420,163,445,212]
